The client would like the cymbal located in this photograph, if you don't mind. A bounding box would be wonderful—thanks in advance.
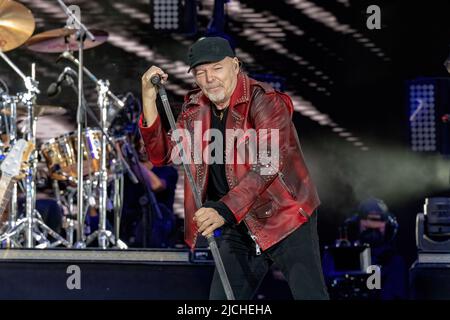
[1,104,67,117]
[0,0,35,52]
[25,28,108,53]
[34,105,68,117]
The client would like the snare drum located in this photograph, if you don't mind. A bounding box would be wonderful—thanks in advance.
[40,128,111,181]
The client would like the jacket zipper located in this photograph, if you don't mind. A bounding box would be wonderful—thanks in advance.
[223,135,261,256]
[244,220,261,255]
[278,172,296,199]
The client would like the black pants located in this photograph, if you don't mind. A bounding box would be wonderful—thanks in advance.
[209,212,329,300]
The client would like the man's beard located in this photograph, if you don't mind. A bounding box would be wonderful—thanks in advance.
[204,88,226,104]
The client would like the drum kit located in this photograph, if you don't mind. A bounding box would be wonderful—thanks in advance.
[0,0,132,249]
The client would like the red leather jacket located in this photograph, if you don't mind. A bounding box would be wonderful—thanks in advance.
[140,73,320,251]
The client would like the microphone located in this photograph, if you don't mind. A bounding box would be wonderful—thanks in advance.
[56,51,73,63]
[47,67,78,97]
[150,74,161,86]
[150,73,169,105]
[0,78,8,95]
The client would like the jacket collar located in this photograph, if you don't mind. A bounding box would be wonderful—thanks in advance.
[229,72,250,108]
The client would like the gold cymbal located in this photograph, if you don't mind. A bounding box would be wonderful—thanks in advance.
[0,0,35,52]
[1,104,67,117]
[25,28,108,53]
[25,28,76,48]
[34,105,67,117]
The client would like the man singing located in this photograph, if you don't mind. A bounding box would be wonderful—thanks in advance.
[140,37,328,300]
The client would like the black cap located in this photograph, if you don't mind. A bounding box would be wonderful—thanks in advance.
[188,37,235,72]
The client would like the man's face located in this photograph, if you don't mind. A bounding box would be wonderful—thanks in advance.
[192,57,239,107]
[359,216,387,247]
[359,219,387,235]
[359,213,387,235]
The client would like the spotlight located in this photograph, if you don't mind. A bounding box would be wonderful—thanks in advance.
[407,78,450,155]
[416,197,450,252]
[149,0,197,34]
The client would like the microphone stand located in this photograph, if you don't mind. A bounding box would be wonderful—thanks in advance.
[151,76,235,300]
[58,51,124,108]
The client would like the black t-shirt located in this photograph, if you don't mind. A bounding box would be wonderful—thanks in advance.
[203,104,236,224]
[206,105,230,201]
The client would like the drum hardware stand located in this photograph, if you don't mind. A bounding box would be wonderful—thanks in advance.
[111,157,125,248]
[0,51,69,248]
[52,179,75,247]
[7,95,18,246]
[0,208,69,248]
[85,80,113,249]
[73,28,86,249]
[58,46,129,249]
[62,75,130,249]
[85,80,129,249]
[56,0,96,249]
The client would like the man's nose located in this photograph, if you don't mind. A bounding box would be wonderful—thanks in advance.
[205,71,214,83]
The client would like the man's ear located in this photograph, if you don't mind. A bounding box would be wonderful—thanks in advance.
[233,58,240,71]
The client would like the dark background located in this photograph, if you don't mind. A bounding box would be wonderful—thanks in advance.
[2,0,450,286]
